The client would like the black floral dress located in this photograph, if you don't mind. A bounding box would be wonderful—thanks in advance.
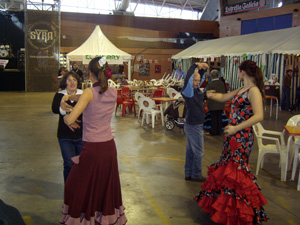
[195,89,269,225]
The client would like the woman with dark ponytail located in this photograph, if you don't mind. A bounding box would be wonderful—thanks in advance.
[59,57,127,225]
[194,60,269,224]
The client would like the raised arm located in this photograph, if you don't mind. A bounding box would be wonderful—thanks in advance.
[63,88,93,126]
[182,62,209,98]
[207,89,239,103]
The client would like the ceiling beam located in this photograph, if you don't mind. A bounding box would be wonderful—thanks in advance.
[132,0,141,12]
[159,0,167,15]
[182,0,189,10]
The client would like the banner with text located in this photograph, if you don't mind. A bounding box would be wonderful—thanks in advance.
[223,0,266,15]
[25,10,60,91]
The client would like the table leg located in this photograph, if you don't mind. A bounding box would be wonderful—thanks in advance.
[284,136,293,181]
[270,99,273,117]
[275,98,278,120]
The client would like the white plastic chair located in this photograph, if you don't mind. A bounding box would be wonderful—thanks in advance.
[291,138,300,191]
[167,88,178,98]
[283,115,300,171]
[138,96,164,128]
[153,79,164,86]
[253,122,288,181]
[297,152,300,191]
[167,88,182,99]
[108,79,119,88]
[163,74,171,83]
[135,92,145,122]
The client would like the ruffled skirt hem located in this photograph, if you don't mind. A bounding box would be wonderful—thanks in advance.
[59,205,127,225]
[195,160,269,225]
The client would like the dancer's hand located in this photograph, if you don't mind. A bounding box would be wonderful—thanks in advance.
[69,94,81,102]
[61,95,73,112]
[66,119,81,132]
[206,90,216,99]
[224,125,237,136]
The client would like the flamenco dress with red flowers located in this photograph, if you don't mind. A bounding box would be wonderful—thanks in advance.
[195,89,269,225]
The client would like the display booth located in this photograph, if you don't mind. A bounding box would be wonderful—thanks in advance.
[66,25,132,80]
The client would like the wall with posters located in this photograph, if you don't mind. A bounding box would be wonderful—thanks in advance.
[131,54,172,81]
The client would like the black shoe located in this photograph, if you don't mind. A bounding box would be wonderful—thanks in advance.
[191,177,206,182]
[185,176,191,180]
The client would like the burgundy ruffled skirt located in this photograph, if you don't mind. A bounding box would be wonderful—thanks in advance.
[195,160,268,225]
[59,140,127,225]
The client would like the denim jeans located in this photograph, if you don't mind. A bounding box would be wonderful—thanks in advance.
[184,123,204,179]
[58,138,83,182]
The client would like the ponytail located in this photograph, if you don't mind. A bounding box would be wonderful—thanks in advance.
[254,66,265,98]
[98,70,108,94]
[88,57,108,95]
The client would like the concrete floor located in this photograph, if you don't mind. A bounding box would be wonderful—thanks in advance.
[0,92,299,225]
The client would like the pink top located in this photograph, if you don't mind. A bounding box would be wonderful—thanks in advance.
[83,84,117,142]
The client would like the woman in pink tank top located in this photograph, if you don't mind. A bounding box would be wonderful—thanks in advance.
[59,57,127,225]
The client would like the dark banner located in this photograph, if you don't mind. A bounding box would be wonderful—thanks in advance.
[25,10,59,91]
[223,0,266,15]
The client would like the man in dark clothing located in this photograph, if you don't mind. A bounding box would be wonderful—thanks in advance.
[72,63,84,82]
[290,85,300,112]
[281,69,292,111]
[181,62,209,182]
[206,70,227,135]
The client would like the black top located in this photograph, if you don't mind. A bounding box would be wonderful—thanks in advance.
[72,68,84,81]
[51,92,82,139]
[182,63,205,125]
[206,79,226,111]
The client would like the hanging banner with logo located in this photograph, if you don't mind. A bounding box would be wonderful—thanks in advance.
[223,0,266,15]
[83,55,123,64]
[25,10,60,91]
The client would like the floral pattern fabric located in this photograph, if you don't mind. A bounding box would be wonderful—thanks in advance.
[195,89,269,225]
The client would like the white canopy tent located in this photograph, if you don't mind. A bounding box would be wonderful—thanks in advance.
[67,25,132,80]
[172,27,300,90]
[172,26,300,60]
[272,27,300,54]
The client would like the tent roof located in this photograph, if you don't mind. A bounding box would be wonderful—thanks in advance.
[67,25,131,63]
[271,27,300,54]
[172,26,300,59]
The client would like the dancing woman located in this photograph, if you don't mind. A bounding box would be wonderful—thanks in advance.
[195,60,269,225]
[59,57,127,225]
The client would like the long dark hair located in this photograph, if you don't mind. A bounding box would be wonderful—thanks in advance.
[59,71,81,90]
[88,57,108,94]
[239,60,265,98]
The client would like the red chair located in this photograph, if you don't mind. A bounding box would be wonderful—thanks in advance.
[152,88,165,105]
[115,89,136,117]
[121,87,131,95]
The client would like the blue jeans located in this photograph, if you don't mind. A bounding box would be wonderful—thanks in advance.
[58,138,83,182]
[184,123,204,179]
[281,87,290,110]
